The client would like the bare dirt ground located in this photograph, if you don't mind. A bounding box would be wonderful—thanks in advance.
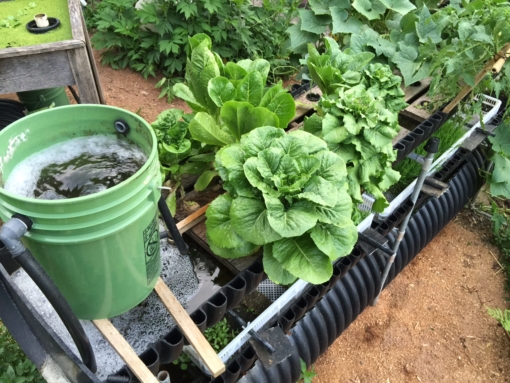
[314,209,510,383]
[3,49,510,383]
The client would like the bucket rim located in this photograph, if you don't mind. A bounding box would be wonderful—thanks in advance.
[0,104,159,205]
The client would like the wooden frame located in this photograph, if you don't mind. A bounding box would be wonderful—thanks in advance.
[0,0,104,104]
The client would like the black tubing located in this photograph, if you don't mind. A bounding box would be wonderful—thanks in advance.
[13,249,97,372]
[158,196,189,255]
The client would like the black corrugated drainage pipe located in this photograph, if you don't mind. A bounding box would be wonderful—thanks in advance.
[235,148,485,383]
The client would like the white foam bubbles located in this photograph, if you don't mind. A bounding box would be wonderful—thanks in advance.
[3,135,147,198]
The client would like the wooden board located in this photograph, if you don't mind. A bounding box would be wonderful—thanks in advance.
[289,86,322,125]
[154,278,226,377]
[93,319,159,383]
[400,94,432,123]
[0,50,76,94]
[402,77,431,103]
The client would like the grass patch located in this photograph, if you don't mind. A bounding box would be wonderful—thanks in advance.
[0,320,45,382]
[391,119,467,195]
[0,0,72,49]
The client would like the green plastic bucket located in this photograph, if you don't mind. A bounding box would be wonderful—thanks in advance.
[0,105,161,319]
[17,87,70,112]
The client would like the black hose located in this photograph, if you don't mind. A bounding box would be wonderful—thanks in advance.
[12,248,97,372]
[67,86,81,104]
[158,196,189,255]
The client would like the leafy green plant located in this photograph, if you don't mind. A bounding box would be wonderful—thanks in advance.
[391,117,466,194]
[206,126,358,284]
[289,0,510,106]
[86,0,299,100]
[303,38,406,212]
[0,321,45,383]
[0,2,36,28]
[487,307,510,337]
[488,121,510,200]
[299,359,317,383]
[204,318,238,352]
[155,34,297,192]
[172,318,237,370]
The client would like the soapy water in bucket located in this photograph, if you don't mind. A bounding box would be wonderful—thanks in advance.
[3,135,147,199]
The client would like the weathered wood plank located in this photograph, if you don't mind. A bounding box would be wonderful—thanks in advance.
[0,51,75,93]
[154,278,226,377]
[68,0,86,41]
[80,10,106,104]
[67,47,101,103]
[289,86,321,125]
[402,77,431,103]
[93,319,159,383]
[0,40,83,59]
[400,94,432,123]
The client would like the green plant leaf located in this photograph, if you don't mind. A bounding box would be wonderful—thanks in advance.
[221,101,279,140]
[331,8,363,34]
[205,194,247,249]
[189,112,234,146]
[415,6,442,44]
[194,170,218,191]
[240,126,286,158]
[287,23,319,53]
[236,59,271,85]
[308,0,349,15]
[244,157,281,197]
[310,222,358,261]
[236,71,264,106]
[230,197,282,245]
[272,234,332,284]
[264,195,318,237]
[263,243,297,285]
[379,0,415,15]
[208,77,236,107]
[209,240,259,259]
[315,189,353,226]
[225,62,248,85]
[299,9,330,35]
[297,176,338,207]
[288,130,328,154]
[352,0,386,20]
[259,85,296,129]
[392,43,430,86]
[173,83,208,112]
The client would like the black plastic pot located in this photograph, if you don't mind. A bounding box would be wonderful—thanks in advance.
[418,120,434,137]
[304,286,319,309]
[153,327,184,364]
[203,292,228,327]
[410,127,425,146]
[290,297,308,323]
[26,17,60,34]
[223,276,246,310]
[243,262,264,295]
[239,346,257,373]
[139,348,159,375]
[306,93,320,102]
[278,309,296,333]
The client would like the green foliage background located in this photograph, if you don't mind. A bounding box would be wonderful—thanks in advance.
[0,321,44,383]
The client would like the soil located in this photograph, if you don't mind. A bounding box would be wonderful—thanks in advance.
[2,46,510,383]
[314,209,510,383]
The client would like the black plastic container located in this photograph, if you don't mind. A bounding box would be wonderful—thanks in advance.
[243,262,264,295]
[223,276,246,310]
[153,327,184,364]
[202,292,228,327]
